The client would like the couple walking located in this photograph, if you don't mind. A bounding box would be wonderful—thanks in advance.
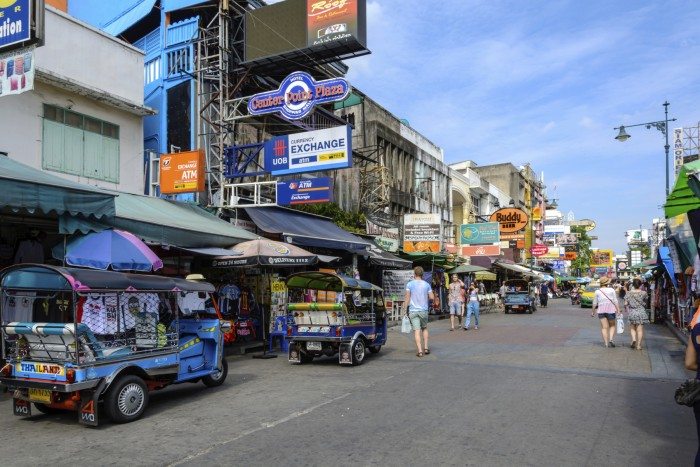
[592,276,648,349]
[448,274,479,331]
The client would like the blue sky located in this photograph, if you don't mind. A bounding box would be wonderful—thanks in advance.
[342,0,700,254]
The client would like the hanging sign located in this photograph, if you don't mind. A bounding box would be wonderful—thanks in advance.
[0,45,33,96]
[276,177,332,205]
[0,0,31,51]
[248,71,350,120]
[403,213,441,253]
[489,208,529,233]
[159,150,205,194]
[673,128,684,178]
[265,125,352,176]
[564,251,578,261]
[460,222,500,244]
[530,244,549,257]
[462,245,501,256]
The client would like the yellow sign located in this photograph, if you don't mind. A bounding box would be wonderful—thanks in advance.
[271,281,287,293]
[591,249,613,267]
[16,362,65,376]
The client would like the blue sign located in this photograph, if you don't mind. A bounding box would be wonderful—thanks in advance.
[277,177,332,206]
[0,0,31,50]
[460,222,500,244]
[551,260,566,271]
[265,125,352,176]
[248,71,350,120]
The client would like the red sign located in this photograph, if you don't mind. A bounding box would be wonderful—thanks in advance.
[564,251,578,261]
[462,245,501,257]
[530,245,549,257]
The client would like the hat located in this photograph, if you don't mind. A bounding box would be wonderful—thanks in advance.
[599,276,610,286]
[186,273,206,281]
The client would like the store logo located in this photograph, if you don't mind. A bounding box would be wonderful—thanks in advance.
[161,157,171,168]
[268,242,291,256]
[248,71,350,121]
[273,139,287,156]
[309,0,350,16]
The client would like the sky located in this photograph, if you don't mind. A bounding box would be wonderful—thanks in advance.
[338,0,700,254]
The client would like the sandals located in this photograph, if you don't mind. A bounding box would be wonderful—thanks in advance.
[424,348,431,355]
[416,352,423,358]
[630,341,636,349]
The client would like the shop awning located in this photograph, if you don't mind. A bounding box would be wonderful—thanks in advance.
[366,247,412,269]
[0,157,116,219]
[664,160,700,218]
[657,246,678,288]
[244,207,371,252]
[449,264,487,274]
[103,0,157,35]
[493,261,543,278]
[59,193,257,248]
[474,271,497,281]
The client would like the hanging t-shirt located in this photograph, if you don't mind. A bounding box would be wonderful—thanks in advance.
[82,294,134,334]
[121,293,159,317]
[2,293,35,322]
[218,284,241,317]
[178,292,206,315]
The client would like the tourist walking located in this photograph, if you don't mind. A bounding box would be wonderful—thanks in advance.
[464,284,480,330]
[592,276,620,347]
[539,281,549,308]
[404,266,434,357]
[448,274,464,331]
[624,278,649,350]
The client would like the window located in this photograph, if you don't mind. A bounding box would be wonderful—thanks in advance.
[42,104,120,183]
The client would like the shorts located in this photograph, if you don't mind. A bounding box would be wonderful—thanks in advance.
[597,313,616,321]
[408,311,428,330]
[449,302,462,315]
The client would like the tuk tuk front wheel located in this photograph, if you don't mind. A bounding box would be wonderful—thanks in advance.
[202,358,229,387]
[352,339,366,366]
[105,375,149,424]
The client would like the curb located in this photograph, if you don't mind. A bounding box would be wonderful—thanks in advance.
[665,320,689,346]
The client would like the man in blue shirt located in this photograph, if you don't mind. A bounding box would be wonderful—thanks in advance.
[404,266,434,357]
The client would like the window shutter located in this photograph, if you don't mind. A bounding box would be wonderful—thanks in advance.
[42,119,65,171]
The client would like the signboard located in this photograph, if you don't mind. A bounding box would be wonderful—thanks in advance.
[307,0,362,46]
[544,225,570,235]
[625,229,649,245]
[532,206,542,221]
[381,269,414,299]
[403,213,441,253]
[530,244,549,257]
[366,219,399,252]
[460,222,500,244]
[462,245,500,257]
[0,0,31,50]
[249,71,350,120]
[0,45,33,96]
[500,232,525,241]
[489,208,528,233]
[580,219,596,231]
[616,259,628,273]
[590,249,614,267]
[564,251,578,261]
[159,150,205,194]
[265,125,351,176]
[540,247,564,259]
[276,177,332,205]
[564,245,578,253]
[551,260,566,271]
[556,233,579,245]
[673,127,684,178]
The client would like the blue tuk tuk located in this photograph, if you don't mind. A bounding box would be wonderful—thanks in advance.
[285,272,387,366]
[503,279,537,314]
[0,265,229,425]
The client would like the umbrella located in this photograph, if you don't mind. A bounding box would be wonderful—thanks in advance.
[448,264,487,274]
[53,229,163,272]
[212,239,318,267]
[474,271,497,281]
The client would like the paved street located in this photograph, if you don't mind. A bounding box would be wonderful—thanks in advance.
[0,299,695,466]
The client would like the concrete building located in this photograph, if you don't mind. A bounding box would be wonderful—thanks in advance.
[0,5,151,195]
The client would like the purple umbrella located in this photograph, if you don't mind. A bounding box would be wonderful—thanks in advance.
[53,229,163,272]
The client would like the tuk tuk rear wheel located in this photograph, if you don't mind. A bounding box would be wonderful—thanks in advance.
[202,358,228,387]
[105,375,149,424]
[352,339,366,366]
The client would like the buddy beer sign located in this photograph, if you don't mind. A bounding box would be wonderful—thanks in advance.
[0,0,31,50]
[489,208,529,234]
[248,71,349,120]
[265,125,352,176]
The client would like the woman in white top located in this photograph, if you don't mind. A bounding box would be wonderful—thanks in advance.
[591,276,620,348]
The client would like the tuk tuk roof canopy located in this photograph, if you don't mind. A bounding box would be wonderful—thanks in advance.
[0,264,215,293]
[286,272,382,293]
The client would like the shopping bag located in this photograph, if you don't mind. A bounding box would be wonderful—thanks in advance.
[401,315,412,333]
[616,316,625,334]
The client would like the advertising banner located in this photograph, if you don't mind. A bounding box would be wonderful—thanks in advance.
[564,245,578,253]
[307,0,360,46]
[276,177,332,205]
[590,249,614,267]
[403,213,441,253]
[616,259,628,274]
[555,233,579,245]
[0,0,31,50]
[540,247,564,259]
[265,125,352,176]
[382,269,414,299]
[0,45,33,97]
[489,208,528,233]
[551,260,566,271]
[530,244,549,257]
[673,128,684,179]
[159,150,205,194]
[544,225,570,235]
[500,232,525,241]
[366,219,399,252]
[460,222,500,244]
[564,251,578,261]
[625,229,649,245]
[462,245,501,257]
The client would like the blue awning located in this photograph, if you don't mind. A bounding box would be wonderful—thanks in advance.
[0,157,115,219]
[244,207,372,253]
[103,0,157,36]
[657,246,678,288]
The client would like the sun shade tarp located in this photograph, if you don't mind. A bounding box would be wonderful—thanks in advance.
[367,247,412,268]
[59,193,256,248]
[0,157,115,219]
[244,207,371,252]
[665,160,700,218]
[448,264,487,274]
[657,246,678,288]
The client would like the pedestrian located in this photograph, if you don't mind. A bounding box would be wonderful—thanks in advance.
[592,276,620,347]
[539,281,549,308]
[464,284,480,330]
[498,281,506,309]
[624,278,649,350]
[684,306,700,466]
[478,281,486,295]
[448,274,464,331]
[404,266,434,357]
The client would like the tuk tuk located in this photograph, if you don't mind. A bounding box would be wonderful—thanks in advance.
[503,279,537,314]
[285,272,387,366]
[0,265,230,426]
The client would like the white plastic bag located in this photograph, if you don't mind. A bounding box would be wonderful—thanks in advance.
[616,316,625,334]
[401,315,412,333]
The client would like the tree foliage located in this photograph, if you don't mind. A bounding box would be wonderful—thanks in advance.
[570,226,592,276]
[291,203,367,234]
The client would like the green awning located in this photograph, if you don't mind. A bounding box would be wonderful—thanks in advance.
[664,160,700,218]
[59,193,257,248]
[333,92,363,110]
[448,264,487,274]
[0,157,115,219]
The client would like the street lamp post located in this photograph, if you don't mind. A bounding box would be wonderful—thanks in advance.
[614,101,677,196]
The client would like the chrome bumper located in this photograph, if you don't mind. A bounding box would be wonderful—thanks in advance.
[0,377,100,392]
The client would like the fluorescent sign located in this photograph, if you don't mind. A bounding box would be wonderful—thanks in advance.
[265,125,352,176]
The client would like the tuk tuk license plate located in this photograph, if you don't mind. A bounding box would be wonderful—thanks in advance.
[28,388,52,404]
[306,342,322,351]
